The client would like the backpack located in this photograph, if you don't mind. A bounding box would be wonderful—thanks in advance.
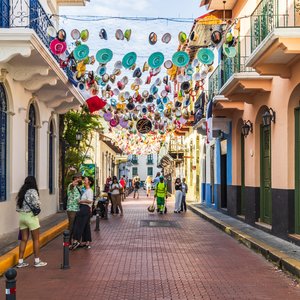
[134,181,140,188]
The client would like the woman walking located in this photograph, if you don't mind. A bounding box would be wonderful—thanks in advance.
[145,176,152,197]
[71,176,94,250]
[110,176,123,216]
[16,176,47,268]
[174,178,183,213]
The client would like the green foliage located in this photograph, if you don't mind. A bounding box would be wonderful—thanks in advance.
[63,107,101,183]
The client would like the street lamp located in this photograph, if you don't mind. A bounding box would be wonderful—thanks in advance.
[241,120,253,137]
[262,107,276,126]
[76,131,83,145]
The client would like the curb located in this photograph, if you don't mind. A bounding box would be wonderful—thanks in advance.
[188,204,300,278]
[0,219,68,276]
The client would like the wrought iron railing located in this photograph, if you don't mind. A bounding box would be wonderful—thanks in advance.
[0,0,74,82]
[251,0,300,52]
[208,36,255,100]
[146,160,154,165]
[0,0,9,28]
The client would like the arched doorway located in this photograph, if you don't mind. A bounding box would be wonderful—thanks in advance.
[290,84,300,233]
[256,106,272,224]
[28,104,36,176]
[0,84,7,201]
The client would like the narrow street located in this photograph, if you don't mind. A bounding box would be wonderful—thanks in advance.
[2,192,300,300]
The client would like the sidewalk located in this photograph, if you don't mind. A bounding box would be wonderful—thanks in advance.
[0,212,67,275]
[1,192,300,299]
[188,203,300,278]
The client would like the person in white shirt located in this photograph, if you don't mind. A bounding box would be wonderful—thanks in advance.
[71,176,94,250]
[110,176,124,216]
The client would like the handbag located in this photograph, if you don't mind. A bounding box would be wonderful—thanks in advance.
[24,198,41,216]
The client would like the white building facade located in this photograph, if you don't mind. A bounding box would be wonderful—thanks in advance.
[0,0,86,237]
[127,154,161,184]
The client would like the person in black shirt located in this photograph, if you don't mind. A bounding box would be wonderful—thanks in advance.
[133,176,140,199]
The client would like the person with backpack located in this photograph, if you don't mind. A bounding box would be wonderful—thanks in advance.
[133,176,140,199]
[154,176,167,214]
[66,174,82,243]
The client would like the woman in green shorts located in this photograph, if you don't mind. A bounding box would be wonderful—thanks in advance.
[16,176,47,268]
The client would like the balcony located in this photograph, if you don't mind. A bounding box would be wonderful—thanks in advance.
[0,0,83,113]
[131,159,138,165]
[208,36,273,105]
[146,160,154,165]
[247,0,300,78]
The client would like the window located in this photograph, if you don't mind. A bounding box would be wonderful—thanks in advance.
[49,120,54,194]
[28,104,36,176]
[0,84,7,201]
[132,167,138,176]
[147,154,153,164]
[132,154,138,164]
[147,167,153,176]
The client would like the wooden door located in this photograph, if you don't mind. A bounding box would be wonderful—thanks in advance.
[260,125,272,224]
[240,133,245,215]
[295,108,300,233]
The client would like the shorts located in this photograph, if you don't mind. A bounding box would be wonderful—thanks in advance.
[19,212,40,231]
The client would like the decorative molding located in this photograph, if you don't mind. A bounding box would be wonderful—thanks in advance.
[23,75,58,91]
[45,96,74,108]
[0,69,9,82]
[0,45,32,63]
[8,65,50,82]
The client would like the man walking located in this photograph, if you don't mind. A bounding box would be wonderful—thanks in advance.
[133,176,140,199]
[154,176,167,214]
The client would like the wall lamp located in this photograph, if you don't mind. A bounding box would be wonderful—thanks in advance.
[241,120,253,137]
[262,107,276,126]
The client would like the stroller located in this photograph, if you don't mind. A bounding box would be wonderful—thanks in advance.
[96,192,109,219]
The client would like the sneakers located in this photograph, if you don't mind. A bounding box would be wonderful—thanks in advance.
[34,260,47,268]
[16,262,29,268]
[70,241,80,250]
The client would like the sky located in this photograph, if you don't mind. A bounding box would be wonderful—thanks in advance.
[59,0,207,98]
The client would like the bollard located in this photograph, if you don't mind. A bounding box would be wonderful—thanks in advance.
[61,230,70,269]
[5,268,17,300]
[95,207,100,231]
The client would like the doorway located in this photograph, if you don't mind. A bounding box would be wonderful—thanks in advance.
[260,124,272,224]
[240,133,245,215]
[210,145,215,204]
[295,108,300,233]
[220,140,227,209]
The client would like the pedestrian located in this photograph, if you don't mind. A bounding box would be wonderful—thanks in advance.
[145,176,152,197]
[154,176,167,214]
[66,174,82,243]
[71,176,94,250]
[181,178,188,212]
[133,176,140,199]
[120,175,126,201]
[174,178,182,213]
[153,172,161,187]
[16,176,47,268]
[110,176,123,216]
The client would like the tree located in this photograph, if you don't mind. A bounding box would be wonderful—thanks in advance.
[61,106,102,190]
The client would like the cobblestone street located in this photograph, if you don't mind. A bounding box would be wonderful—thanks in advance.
[2,192,300,300]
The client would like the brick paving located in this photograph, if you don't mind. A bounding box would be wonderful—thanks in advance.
[1,192,300,300]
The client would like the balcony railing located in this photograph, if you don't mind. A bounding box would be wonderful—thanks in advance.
[208,36,255,100]
[146,160,154,165]
[251,0,300,52]
[131,159,138,165]
[0,0,73,81]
